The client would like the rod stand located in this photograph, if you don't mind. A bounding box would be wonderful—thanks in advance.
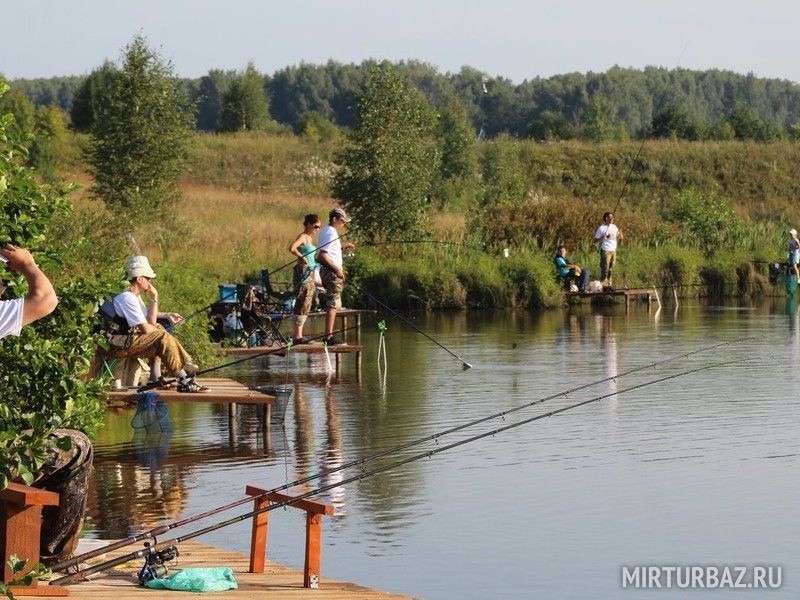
[245,485,334,589]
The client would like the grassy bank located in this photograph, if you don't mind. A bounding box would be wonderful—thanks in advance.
[57,132,794,317]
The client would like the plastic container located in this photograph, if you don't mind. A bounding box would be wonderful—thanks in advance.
[218,284,238,303]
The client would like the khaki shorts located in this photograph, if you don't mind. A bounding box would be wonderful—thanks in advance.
[320,266,344,309]
[293,276,316,316]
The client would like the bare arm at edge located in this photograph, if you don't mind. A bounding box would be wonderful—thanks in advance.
[0,244,58,326]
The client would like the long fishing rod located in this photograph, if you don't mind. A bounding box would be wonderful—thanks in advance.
[347,280,473,370]
[611,137,647,216]
[53,357,746,586]
[55,336,751,570]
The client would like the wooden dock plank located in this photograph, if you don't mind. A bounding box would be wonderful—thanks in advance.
[44,540,410,599]
[565,287,653,299]
[107,378,275,405]
[223,344,362,357]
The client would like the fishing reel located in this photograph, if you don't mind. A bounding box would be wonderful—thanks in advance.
[137,541,179,585]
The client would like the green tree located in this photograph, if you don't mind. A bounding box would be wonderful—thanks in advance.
[87,34,193,221]
[219,63,270,132]
[438,97,478,180]
[726,103,780,142]
[0,78,111,489]
[580,96,620,141]
[472,134,528,248]
[527,110,575,141]
[651,103,692,139]
[432,97,479,210]
[332,65,438,243]
[299,110,341,142]
[0,89,35,137]
[70,62,118,131]
[663,189,743,256]
[29,105,69,180]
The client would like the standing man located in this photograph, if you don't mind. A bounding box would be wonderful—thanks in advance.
[594,212,624,289]
[0,244,58,339]
[316,208,355,346]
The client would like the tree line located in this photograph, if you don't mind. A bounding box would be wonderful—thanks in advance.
[6,61,800,141]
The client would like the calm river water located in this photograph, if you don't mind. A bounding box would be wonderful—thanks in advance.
[87,298,800,599]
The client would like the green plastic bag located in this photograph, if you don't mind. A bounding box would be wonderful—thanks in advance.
[144,567,238,593]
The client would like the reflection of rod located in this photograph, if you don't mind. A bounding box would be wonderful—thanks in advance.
[55,337,750,571]
[53,358,748,586]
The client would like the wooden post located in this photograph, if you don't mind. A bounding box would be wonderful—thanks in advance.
[0,483,68,596]
[248,494,271,573]
[304,513,322,588]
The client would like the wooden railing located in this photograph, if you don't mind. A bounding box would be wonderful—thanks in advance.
[246,485,334,589]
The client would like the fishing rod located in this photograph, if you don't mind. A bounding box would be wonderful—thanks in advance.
[55,336,752,570]
[347,280,473,370]
[611,137,647,216]
[52,357,747,586]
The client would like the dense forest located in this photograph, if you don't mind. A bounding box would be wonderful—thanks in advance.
[6,61,800,141]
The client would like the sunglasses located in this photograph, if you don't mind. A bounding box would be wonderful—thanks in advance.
[313,224,321,230]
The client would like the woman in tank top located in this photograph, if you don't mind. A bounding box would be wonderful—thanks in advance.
[288,214,321,344]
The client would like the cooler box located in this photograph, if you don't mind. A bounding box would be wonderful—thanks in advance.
[218,284,238,303]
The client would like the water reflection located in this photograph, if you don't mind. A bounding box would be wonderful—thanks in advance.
[84,303,800,598]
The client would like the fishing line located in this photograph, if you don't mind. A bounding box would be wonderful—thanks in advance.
[56,336,752,571]
[52,357,747,586]
[347,280,473,370]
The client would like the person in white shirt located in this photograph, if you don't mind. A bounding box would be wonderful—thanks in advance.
[105,256,207,392]
[594,212,624,288]
[316,208,355,345]
[0,244,58,339]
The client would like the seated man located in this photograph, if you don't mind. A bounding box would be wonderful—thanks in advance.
[103,256,207,393]
[554,245,590,292]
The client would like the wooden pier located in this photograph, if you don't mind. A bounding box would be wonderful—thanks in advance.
[566,287,654,311]
[107,377,275,405]
[105,377,285,430]
[35,539,409,599]
[221,309,373,379]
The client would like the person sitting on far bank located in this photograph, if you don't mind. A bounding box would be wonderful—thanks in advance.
[288,213,321,345]
[594,211,623,289]
[788,228,800,281]
[0,244,58,340]
[554,245,590,293]
[106,256,207,392]
[316,208,355,346]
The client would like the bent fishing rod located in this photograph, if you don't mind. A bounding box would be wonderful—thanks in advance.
[53,357,747,586]
[54,336,752,570]
[347,280,473,370]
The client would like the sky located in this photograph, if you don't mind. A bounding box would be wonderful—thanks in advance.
[3,0,799,84]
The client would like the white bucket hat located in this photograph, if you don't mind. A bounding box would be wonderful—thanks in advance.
[126,256,157,279]
[790,229,798,236]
